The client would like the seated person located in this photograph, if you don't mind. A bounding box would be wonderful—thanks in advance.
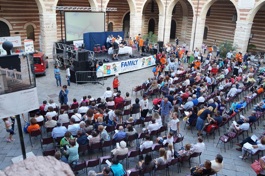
[27,118,40,133]
[137,154,155,171]
[113,126,127,142]
[111,140,129,157]
[88,130,100,146]
[157,132,174,145]
[190,160,215,176]
[239,136,265,160]
[227,117,250,133]
[110,157,126,176]
[211,154,223,173]
[175,143,193,158]
[237,112,257,125]
[45,106,58,118]
[58,109,69,124]
[60,131,74,148]
[34,112,44,122]
[67,118,80,136]
[146,118,160,134]
[192,137,206,153]
[140,135,153,152]
[45,116,57,128]
[154,148,167,165]
[76,130,88,145]
[52,122,67,139]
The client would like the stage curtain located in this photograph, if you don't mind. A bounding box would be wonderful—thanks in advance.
[83,31,124,51]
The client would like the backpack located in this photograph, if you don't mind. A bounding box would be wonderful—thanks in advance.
[152,67,156,73]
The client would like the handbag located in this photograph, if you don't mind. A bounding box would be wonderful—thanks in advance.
[251,160,262,174]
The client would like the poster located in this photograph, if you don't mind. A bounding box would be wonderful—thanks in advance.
[0,36,22,56]
[96,55,156,77]
[24,39,34,53]
[0,87,39,119]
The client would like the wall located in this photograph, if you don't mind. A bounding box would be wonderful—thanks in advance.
[142,1,159,36]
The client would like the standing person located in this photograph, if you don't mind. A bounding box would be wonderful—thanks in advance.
[113,74,120,91]
[175,37,179,46]
[139,94,149,119]
[159,97,173,125]
[135,34,141,52]
[112,40,119,60]
[139,36,144,55]
[54,65,61,87]
[59,85,69,105]
[66,66,71,86]
[168,112,180,136]
[10,116,15,132]
[3,117,14,142]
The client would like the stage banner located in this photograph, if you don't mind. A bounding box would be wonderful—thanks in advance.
[0,87,39,118]
[0,36,22,56]
[96,55,156,77]
[24,39,34,53]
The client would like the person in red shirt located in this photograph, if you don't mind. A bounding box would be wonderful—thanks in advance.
[211,65,218,75]
[39,100,47,112]
[114,93,124,108]
[113,74,120,91]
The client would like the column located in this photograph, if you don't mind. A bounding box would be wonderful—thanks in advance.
[233,20,253,53]
[190,16,206,51]
[163,14,173,44]
[157,14,165,42]
[180,16,188,42]
[129,12,143,39]
[39,12,57,58]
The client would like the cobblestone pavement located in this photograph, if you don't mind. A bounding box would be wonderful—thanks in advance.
[0,59,259,175]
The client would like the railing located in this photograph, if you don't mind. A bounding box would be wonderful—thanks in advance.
[0,67,23,82]
[75,70,104,85]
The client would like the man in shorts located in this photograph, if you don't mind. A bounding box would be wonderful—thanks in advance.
[112,40,119,60]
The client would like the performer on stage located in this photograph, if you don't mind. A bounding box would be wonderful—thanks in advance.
[112,39,119,60]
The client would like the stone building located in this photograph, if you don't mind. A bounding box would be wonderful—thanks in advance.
[0,0,264,57]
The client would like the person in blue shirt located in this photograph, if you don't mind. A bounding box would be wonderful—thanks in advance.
[113,126,127,142]
[159,97,173,125]
[54,65,61,87]
[192,94,199,106]
[110,157,126,176]
[59,85,69,105]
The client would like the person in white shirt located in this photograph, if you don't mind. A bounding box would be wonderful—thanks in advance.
[227,84,238,98]
[67,118,80,136]
[192,137,206,153]
[198,95,205,103]
[227,117,250,133]
[140,135,153,152]
[66,66,71,86]
[226,50,233,59]
[44,99,57,111]
[157,132,174,145]
[52,122,67,138]
[168,112,180,136]
[34,112,44,122]
[153,112,162,128]
[146,118,160,133]
[45,107,58,119]
[211,154,223,172]
[103,87,113,100]
[71,109,82,122]
[58,109,69,123]
[139,95,149,118]
[45,116,57,128]
[78,102,89,114]
[166,143,175,162]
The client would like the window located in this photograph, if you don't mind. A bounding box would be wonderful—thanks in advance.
[108,22,113,32]
[203,27,208,40]
[0,21,10,37]
[148,19,155,34]
[26,25,35,41]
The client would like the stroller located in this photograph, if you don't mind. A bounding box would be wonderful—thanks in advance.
[152,98,163,113]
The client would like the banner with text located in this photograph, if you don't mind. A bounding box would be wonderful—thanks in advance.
[96,55,156,77]
[0,36,22,56]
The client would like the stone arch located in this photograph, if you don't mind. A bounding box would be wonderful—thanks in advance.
[0,18,13,30]
[203,25,209,40]
[247,1,265,22]
[167,0,194,16]
[34,0,44,13]
[141,0,164,15]
[104,0,135,14]
[148,18,156,33]
[200,0,239,20]
[23,22,37,30]
[121,10,130,24]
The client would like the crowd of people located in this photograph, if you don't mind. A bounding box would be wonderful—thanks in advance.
[4,39,265,176]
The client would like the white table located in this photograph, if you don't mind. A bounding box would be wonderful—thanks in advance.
[108,46,133,55]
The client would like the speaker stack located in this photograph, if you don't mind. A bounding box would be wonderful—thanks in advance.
[157,41,164,53]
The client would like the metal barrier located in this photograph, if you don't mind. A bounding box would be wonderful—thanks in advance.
[75,71,104,85]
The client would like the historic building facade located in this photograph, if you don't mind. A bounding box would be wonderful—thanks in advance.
[0,0,264,57]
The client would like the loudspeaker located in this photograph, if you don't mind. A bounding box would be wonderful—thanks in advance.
[77,51,88,61]
[157,41,164,53]
[73,61,88,71]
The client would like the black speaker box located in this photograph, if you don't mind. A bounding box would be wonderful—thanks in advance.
[73,61,88,71]
[78,51,88,61]
[157,41,164,53]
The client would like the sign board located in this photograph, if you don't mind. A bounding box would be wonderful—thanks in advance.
[24,39,34,53]
[0,36,22,56]
[0,87,39,119]
[96,55,156,77]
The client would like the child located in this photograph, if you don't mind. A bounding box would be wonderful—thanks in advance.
[168,112,180,136]
[3,117,14,142]
[113,74,120,91]
[175,143,193,158]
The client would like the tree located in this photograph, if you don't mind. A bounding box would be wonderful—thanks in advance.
[219,41,237,58]
[143,31,158,44]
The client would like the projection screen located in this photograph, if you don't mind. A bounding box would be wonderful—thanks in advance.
[65,12,105,41]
